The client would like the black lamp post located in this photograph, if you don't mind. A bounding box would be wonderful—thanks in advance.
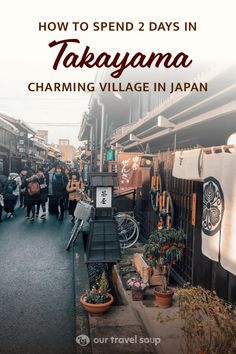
[86,172,121,263]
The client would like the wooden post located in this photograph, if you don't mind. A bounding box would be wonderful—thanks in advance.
[156,175,159,189]
[162,191,166,208]
[151,176,155,188]
[166,196,170,214]
[159,195,163,210]
[192,193,197,226]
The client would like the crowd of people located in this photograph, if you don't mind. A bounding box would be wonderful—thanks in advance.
[0,165,84,223]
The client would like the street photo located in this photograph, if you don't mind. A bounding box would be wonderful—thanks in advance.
[0,1,236,354]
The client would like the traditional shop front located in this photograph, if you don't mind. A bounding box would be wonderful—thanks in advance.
[0,112,37,173]
[0,116,19,175]
[78,64,236,303]
[108,146,236,303]
[108,66,236,302]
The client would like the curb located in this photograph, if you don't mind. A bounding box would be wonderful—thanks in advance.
[73,236,92,354]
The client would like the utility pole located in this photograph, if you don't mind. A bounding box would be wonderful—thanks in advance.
[97,97,105,173]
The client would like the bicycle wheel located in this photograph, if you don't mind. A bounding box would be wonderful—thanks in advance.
[115,213,140,249]
[66,220,83,251]
[72,220,84,244]
[115,213,138,240]
[70,221,78,236]
[119,224,139,249]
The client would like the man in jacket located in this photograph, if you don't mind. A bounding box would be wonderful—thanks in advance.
[52,166,68,221]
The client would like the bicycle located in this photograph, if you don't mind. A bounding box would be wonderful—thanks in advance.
[66,200,93,251]
[66,198,140,250]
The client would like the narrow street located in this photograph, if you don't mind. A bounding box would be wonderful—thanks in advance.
[0,207,76,354]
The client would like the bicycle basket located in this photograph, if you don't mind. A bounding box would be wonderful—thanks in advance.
[74,201,93,221]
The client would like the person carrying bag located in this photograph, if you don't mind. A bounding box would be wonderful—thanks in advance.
[66,172,83,222]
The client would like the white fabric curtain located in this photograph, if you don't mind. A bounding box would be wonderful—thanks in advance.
[201,149,236,275]
[172,149,203,181]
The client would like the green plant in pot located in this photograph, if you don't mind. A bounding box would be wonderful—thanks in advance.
[80,271,114,316]
[143,227,185,308]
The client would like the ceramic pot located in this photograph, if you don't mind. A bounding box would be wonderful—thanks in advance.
[154,287,174,308]
[80,293,114,316]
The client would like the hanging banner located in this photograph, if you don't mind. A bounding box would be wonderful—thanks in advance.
[172,148,203,180]
[117,152,142,188]
[201,149,236,275]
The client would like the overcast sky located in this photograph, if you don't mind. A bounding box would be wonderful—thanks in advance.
[0,0,234,147]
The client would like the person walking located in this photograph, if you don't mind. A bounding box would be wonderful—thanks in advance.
[8,171,22,207]
[0,192,3,222]
[64,167,71,211]
[25,175,40,221]
[36,169,48,219]
[0,183,4,222]
[47,166,56,214]
[0,175,7,222]
[66,172,83,222]
[52,166,68,221]
[3,184,16,218]
[19,170,28,208]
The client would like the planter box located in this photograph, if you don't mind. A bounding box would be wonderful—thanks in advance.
[131,289,145,301]
[149,268,164,287]
[132,253,164,286]
[132,253,149,282]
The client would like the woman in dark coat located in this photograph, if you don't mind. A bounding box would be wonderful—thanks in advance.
[25,175,40,221]
[36,170,48,219]
[52,166,68,221]
[3,185,16,218]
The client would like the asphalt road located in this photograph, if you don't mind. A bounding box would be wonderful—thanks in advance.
[0,206,76,354]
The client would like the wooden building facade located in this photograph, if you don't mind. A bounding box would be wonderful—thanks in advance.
[78,64,236,302]
[0,113,49,174]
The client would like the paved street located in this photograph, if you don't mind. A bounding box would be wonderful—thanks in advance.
[0,207,76,354]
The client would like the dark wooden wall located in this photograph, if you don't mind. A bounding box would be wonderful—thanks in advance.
[134,151,236,303]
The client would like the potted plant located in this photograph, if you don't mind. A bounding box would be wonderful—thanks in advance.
[143,228,185,308]
[127,276,149,301]
[80,271,114,316]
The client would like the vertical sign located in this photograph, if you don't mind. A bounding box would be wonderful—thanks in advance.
[96,187,112,208]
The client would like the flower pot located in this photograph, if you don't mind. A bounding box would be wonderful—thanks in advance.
[154,287,174,308]
[131,289,145,301]
[152,267,162,276]
[150,269,165,286]
[80,293,114,316]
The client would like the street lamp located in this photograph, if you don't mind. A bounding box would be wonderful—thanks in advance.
[156,115,176,129]
[129,134,145,153]
[156,115,177,151]
[97,96,105,172]
[129,133,141,142]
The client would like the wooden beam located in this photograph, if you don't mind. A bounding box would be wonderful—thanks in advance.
[110,66,233,144]
[124,100,236,150]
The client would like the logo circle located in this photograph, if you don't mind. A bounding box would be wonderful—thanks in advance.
[202,176,224,236]
[76,334,90,347]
